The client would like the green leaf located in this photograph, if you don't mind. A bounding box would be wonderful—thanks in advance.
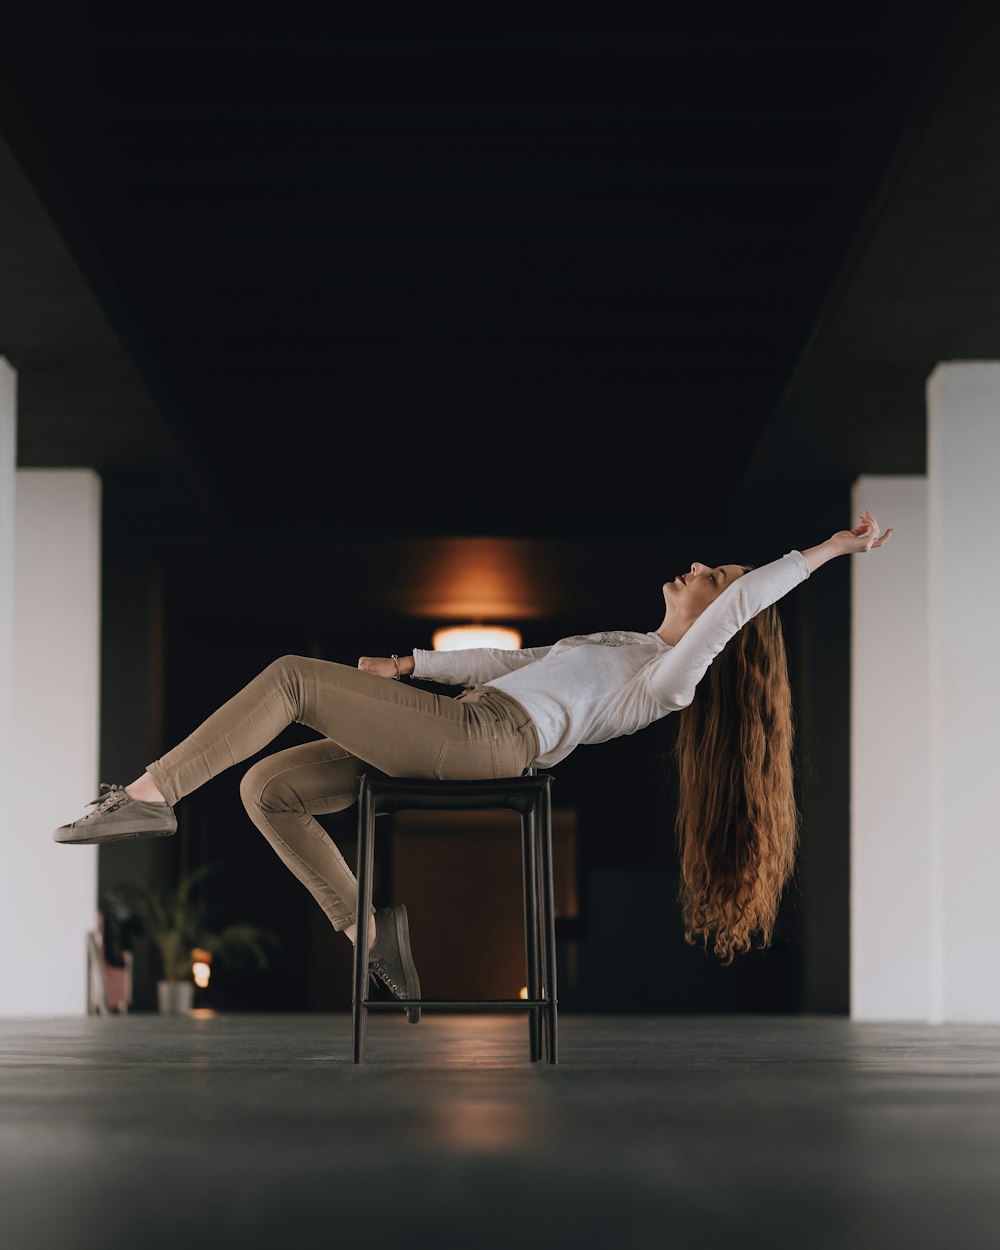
[105,862,280,985]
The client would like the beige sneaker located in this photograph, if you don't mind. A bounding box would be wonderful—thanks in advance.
[54,783,177,845]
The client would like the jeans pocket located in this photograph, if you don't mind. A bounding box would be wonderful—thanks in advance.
[433,736,501,781]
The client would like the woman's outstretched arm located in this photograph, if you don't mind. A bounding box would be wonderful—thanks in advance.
[801,508,893,574]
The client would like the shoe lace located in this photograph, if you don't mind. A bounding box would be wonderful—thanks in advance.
[368,958,405,999]
[80,783,127,821]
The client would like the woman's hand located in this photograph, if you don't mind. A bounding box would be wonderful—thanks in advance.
[358,654,414,678]
[832,508,894,556]
[801,509,894,573]
[357,656,398,678]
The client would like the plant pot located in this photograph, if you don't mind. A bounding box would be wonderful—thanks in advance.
[157,980,195,1015]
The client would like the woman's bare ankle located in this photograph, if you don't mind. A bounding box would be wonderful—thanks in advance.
[343,916,377,950]
[124,773,167,804]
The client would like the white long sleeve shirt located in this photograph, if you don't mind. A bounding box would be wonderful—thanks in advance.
[412,550,810,767]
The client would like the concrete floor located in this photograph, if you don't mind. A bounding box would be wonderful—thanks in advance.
[1,1012,999,1250]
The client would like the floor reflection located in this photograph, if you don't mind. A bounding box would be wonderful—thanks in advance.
[427,1095,539,1153]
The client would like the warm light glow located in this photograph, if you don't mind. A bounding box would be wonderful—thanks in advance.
[432,624,522,651]
[191,948,212,989]
[519,985,529,1000]
[429,1092,534,1150]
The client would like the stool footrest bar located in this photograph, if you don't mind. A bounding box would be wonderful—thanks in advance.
[361,998,553,1010]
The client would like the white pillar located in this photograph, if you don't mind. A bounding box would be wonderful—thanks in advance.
[0,359,15,859]
[850,476,931,1020]
[926,362,1000,1023]
[0,467,102,1015]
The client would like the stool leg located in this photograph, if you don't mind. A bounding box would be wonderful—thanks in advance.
[521,811,543,1062]
[533,804,551,1061]
[352,779,376,1064]
[537,785,559,1064]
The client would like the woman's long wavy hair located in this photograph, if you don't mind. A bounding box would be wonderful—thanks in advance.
[673,567,799,965]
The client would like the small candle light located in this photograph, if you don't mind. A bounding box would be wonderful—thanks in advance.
[191,948,213,989]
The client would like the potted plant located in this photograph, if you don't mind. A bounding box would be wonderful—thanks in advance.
[108,861,282,1014]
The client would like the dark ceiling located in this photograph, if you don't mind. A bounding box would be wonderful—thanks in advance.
[0,17,985,554]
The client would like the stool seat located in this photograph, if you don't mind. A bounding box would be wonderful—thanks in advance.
[352,770,559,1064]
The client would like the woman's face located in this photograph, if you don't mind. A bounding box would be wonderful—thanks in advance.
[663,562,746,615]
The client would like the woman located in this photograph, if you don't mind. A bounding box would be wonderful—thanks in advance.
[55,509,893,1014]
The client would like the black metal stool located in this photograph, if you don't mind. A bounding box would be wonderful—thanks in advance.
[352,770,558,1064]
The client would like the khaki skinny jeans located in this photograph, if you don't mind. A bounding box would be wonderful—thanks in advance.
[145,655,540,930]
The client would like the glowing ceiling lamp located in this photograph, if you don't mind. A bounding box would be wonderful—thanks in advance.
[432,624,522,652]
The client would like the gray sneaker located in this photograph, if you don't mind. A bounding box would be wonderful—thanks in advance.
[368,904,421,1024]
[54,783,177,845]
